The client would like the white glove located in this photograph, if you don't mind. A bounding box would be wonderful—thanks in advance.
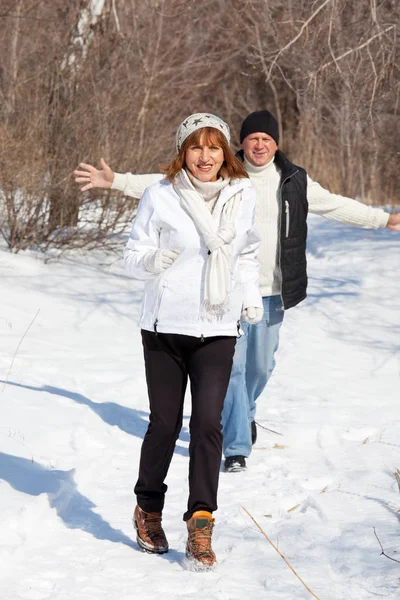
[143,249,180,273]
[242,306,263,324]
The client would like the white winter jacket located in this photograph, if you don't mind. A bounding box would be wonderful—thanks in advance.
[124,174,262,338]
[114,167,390,298]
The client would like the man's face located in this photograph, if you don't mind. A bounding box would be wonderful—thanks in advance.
[242,132,278,167]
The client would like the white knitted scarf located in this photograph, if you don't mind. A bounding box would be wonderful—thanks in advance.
[174,169,241,320]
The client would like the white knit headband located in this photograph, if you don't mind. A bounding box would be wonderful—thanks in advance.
[175,113,231,151]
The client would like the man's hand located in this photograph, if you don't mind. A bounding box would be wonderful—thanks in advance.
[74,158,114,191]
[386,213,400,232]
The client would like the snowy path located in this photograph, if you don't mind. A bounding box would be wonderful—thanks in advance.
[0,215,399,599]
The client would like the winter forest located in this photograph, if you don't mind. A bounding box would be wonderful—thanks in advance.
[0,0,399,251]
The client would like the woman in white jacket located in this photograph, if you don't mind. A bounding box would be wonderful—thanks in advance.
[124,113,262,569]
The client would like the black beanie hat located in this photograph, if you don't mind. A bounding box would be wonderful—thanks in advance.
[239,110,279,144]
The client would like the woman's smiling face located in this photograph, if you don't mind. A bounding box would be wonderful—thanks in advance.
[185,132,225,182]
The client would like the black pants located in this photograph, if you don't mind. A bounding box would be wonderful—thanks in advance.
[135,330,236,521]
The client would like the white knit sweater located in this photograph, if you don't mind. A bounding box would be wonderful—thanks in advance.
[189,175,230,213]
[243,158,281,295]
[112,162,389,297]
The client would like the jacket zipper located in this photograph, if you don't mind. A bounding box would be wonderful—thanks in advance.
[278,170,299,310]
[153,279,168,335]
[285,200,290,238]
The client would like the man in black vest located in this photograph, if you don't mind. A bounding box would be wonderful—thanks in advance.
[74,110,400,472]
[222,110,399,471]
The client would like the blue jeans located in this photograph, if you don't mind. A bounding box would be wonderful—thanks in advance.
[222,295,284,458]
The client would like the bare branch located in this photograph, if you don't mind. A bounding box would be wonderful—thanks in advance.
[265,0,333,80]
[317,25,395,73]
[373,528,400,564]
[111,0,122,36]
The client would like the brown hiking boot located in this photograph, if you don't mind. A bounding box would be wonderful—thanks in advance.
[186,510,216,569]
[133,505,169,554]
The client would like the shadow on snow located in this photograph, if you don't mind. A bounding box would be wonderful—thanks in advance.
[0,380,190,453]
[0,451,135,548]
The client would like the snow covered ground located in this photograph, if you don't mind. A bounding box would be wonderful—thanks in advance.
[1,214,399,600]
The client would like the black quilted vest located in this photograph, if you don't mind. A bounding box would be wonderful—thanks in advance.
[237,149,308,309]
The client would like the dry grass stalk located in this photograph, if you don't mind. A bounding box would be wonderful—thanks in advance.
[2,309,40,393]
[241,505,321,600]
[394,469,400,493]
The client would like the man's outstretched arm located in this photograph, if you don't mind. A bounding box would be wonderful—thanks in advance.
[307,177,400,231]
[74,158,163,199]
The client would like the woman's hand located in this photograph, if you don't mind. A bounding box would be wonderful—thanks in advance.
[74,158,114,191]
[242,306,263,324]
[143,249,180,273]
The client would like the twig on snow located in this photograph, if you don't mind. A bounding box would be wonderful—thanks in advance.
[255,421,283,436]
[2,309,40,393]
[241,506,322,599]
[374,528,400,564]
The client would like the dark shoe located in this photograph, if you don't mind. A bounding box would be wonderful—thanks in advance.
[224,455,247,472]
[133,505,169,554]
[251,420,257,445]
[186,510,216,569]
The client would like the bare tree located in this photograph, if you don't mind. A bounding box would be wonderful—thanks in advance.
[235,0,399,201]
[0,0,398,252]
